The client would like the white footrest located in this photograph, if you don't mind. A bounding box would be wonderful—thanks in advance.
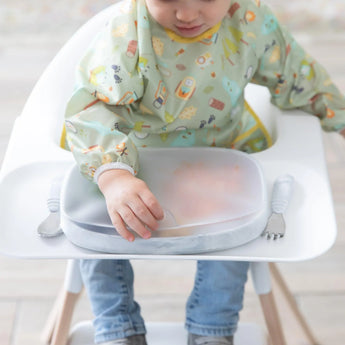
[68,321,268,345]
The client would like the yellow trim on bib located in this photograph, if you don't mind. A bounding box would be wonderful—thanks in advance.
[233,100,273,147]
[60,124,67,149]
[165,22,221,43]
[245,101,273,148]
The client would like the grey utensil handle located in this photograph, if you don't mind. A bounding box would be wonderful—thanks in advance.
[47,176,63,212]
[271,174,294,214]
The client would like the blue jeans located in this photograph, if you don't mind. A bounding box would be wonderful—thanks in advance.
[80,259,249,344]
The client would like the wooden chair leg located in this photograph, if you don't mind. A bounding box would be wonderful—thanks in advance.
[41,288,66,344]
[258,291,287,345]
[42,260,84,345]
[269,263,320,345]
[50,290,82,345]
[250,262,287,345]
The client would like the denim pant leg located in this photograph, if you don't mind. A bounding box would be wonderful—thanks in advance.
[79,259,146,343]
[185,260,249,336]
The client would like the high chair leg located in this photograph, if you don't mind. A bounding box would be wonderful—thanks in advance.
[41,287,66,344]
[50,289,82,345]
[269,263,320,345]
[250,262,287,345]
[47,260,84,345]
[258,291,286,345]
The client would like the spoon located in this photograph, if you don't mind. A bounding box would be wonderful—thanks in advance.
[37,175,64,237]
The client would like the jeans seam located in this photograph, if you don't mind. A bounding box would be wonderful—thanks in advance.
[94,324,146,343]
[185,320,237,337]
[186,261,203,316]
[120,261,134,329]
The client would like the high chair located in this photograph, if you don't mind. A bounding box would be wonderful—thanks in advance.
[0,2,337,345]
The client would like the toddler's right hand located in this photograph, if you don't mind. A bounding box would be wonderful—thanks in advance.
[98,169,164,242]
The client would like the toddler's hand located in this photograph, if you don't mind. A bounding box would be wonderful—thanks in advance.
[98,169,164,242]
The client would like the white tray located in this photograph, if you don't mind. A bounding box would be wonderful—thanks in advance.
[61,148,269,254]
[0,115,337,261]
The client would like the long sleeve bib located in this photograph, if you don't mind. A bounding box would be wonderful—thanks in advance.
[65,0,345,180]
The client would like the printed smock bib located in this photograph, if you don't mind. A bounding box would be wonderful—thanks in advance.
[64,0,345,180]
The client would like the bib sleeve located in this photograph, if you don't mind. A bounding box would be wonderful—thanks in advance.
[250,2,345,134]
[64,9,143,181]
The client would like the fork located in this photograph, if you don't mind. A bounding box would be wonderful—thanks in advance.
[262,174,294,240]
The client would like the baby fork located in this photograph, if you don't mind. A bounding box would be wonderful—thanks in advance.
[262,174,294,240]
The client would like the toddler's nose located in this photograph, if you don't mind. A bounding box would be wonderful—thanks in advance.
[176,6,199,23]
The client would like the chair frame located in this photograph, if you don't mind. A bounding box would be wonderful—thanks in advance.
[41,260,320,345]
[0,3,337,345]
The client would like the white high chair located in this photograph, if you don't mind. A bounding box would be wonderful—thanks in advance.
[0,2,337,345]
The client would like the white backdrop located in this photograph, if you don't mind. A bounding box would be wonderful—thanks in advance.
[1,0,344,34]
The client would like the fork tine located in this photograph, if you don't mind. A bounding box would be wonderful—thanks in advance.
[261,229,285,240]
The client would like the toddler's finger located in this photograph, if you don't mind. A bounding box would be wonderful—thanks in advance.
[110,212,135,242]
[118,207,152,239]
[128,199,159,231]
[140,190,164,221]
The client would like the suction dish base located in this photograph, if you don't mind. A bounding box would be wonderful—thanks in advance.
[61,207,269,255]
[61,148,269,254]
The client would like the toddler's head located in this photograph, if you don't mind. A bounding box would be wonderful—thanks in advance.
[145,0,232,38]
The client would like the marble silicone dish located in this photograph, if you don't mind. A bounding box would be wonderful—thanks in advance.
[60,147,270,254]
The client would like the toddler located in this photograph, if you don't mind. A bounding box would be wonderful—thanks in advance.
[65,0,345,344]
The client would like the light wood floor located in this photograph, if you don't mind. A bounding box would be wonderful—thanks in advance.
[0,31,344,345]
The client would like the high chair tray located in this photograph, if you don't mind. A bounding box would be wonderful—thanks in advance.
[0,112,337,261]
[61,148,269,254]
